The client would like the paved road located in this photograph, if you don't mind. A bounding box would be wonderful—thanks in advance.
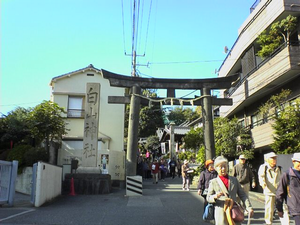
[0,177,295,225]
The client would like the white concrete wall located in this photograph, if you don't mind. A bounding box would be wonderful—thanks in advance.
[15,167,33,195]
[34,162,62,207]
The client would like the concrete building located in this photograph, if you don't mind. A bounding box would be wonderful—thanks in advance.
[50,64,126,185]
[218,0,300,167]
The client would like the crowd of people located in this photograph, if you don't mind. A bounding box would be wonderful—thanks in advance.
[137,151,300,225]
[197,152,300,225]
[137,156,183,184]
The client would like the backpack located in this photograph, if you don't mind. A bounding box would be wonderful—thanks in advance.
[151,164,156,170]
[264,164,282,178]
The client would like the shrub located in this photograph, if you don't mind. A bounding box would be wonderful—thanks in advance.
[6,145,49,173]
[7,145,32,173]
[24,147,49,166]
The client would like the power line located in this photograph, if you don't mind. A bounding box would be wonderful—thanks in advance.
[121,0,127,54]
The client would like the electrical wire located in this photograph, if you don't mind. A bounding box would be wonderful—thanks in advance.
[121,0,127,54]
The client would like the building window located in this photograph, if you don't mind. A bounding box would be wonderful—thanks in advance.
[238,119,245,128]
[68,96,85,118]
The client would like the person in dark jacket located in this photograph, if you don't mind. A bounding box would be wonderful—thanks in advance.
[276,152,300,225]
[169,157,177,179]
[233,154,256,196]
[197,159,218,208]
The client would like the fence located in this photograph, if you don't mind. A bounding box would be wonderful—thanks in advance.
[0,160,18,206]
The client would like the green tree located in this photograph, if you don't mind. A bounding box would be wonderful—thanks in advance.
[271,99,300,154]
[144,135,160,156]
[124,89,164,140]
[183,127,204,152]
[28,101,67,160]
[168,107,198,125]
[257,15,297,58]
[139,105,165,137]
[183,117,253,162]
[257,89,300,154]
[258,89,291,117]
[214,117,246,159]
[0,107,32,149]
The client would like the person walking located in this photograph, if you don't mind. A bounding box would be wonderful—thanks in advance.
[181,160,191,191]
[177,159,182,178]
[160,159,167,181]
[276,152,300,225]
[142,159,150,180]
[206,156,254,225]
[151,159,159,184]
[197,159,217,208]
[234,155,256,196]
[258,152,282,225]
[169,157,177,179]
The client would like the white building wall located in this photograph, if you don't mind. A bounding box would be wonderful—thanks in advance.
[51,67,125,181]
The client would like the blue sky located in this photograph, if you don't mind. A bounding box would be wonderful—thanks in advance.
[1,0,256,116]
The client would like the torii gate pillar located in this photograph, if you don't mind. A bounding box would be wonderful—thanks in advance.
[201,88,215,160]
[126,85,141,176]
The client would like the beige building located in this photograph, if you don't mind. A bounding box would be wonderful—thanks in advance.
[218,0,300,166]
[50,64,126,184]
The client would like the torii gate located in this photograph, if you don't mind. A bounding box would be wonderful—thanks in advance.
[102,69,239,176]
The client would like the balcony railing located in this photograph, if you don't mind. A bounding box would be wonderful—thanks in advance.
[225,41,300,97]
[250,0,261,13]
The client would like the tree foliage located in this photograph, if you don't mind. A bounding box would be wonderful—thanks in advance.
[214,117,242,159]
[139,105,165,137]
[168,107,198,125]
[183,117,253,162]
[257,15,297,58]
[257,89,300,154]
[0,101,67,165]
[257,89,291,117]
[124,89,164,140]
[144,135,160,154]
[29,101,67,154]
[183,127,204,151]
[0,107,32,148]
[271,99,300,154]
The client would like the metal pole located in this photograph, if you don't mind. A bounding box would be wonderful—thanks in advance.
[201,88,216,160]
[126,85,141,176]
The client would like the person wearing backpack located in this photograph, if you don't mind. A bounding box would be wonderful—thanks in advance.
[198,159,217,209]
[151,159,159,184]
[258,152,282,225]
[276,152,300,225]
[169,157,177,179]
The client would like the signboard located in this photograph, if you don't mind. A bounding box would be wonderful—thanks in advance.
[82,83,100,167]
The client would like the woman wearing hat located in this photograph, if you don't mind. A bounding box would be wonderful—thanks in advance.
[206,156,254,225]
[198,159,217,209]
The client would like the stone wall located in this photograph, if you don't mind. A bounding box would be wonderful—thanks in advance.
[62,173,112,195]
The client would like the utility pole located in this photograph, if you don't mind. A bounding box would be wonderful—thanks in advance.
[126,0,141,176]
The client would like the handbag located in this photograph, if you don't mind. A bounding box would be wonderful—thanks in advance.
[203,203,214,221]
[231,201,244,223]
[216,177,245,223]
